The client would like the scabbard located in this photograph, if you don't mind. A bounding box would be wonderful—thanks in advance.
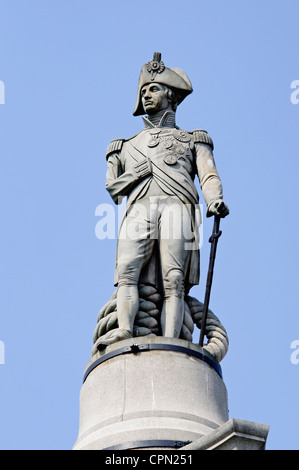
[199,216,222,347]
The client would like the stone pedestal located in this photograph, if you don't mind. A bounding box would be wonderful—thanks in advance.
[73,337,230,450]
[180,418,270,450]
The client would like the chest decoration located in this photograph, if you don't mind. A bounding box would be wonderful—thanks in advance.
[147,129,191,165]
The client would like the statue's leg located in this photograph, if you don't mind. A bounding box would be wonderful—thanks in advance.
[116,285,139,332]
[117,200,156,333]
[97,229,155,350]
[159,198,191,338]
[160,269,185,338]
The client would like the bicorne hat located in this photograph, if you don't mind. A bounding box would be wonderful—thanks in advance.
[133,52,193,116]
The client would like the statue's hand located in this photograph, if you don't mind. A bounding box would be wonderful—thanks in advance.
[207,199,229,218]
[133,158,152,179]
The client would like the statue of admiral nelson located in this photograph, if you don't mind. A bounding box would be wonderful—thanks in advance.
[96,52,229,351]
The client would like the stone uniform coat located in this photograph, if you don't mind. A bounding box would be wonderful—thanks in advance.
[105,119,224,292]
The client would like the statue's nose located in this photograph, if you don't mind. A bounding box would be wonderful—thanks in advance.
[143,89,152,99]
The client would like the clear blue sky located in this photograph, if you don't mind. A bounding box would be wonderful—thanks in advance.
[0,0,298,450]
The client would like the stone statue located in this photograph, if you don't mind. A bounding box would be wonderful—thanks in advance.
[94,53,229,357]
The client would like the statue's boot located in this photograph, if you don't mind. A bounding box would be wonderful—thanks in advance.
[96,328,132,351]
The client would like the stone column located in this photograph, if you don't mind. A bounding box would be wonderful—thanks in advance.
[73,336,230,450]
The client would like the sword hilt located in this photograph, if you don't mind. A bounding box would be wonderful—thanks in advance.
[209,230,222,243]
[209,215,222,242]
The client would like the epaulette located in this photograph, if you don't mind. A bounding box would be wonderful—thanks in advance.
[106,138,125,160]
[192,129,214,150]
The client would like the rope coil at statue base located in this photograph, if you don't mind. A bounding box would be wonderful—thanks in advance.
[92,284,229,363]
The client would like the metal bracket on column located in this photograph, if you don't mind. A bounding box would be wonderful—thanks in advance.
[103,439,192,450]
[83,342,222,383]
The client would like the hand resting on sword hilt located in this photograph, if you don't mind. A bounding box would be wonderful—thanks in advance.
[207,199,229,218]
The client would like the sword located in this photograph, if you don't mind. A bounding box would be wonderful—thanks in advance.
[199,215,222,347]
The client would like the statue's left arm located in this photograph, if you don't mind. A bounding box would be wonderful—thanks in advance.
[193,130,229,218]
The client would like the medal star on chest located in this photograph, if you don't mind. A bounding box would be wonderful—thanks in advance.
[147,129,190,165]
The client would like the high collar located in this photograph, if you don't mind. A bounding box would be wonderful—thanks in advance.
[142,110,177,129]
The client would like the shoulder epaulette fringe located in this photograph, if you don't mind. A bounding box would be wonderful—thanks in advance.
[192,129,214,150]
[106,138,125,159]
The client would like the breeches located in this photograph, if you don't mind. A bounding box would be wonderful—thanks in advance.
[117,196,194,298]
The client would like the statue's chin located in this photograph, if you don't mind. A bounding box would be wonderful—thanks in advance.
[144,106,158,115]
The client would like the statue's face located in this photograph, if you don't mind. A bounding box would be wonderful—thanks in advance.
[141,83,171,114]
